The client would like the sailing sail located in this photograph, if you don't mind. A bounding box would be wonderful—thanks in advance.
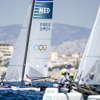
[25,0,53,78]
[77,4,100,85]
[75,35,92,83]
[4,0,53,81]
[4,2,32,81]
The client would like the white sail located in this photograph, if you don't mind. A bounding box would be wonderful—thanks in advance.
[79,4,100,85]
[25,0,53,78]
[4,2,32,81]
[75,35,92,83]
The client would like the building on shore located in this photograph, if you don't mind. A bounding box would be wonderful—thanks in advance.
[0,43,14,65]
[66,53,72,58]
[49,52,58,62]
[48,52,83,69]
[0,51,4,66]
[0,43,14,53]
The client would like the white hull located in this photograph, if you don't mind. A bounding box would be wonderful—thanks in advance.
[43,88,86,100]
[0,86,40,91]
[88,95,100,100]
[11,87,40,91]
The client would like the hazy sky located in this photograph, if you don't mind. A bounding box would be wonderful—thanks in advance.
[0,0,99,29]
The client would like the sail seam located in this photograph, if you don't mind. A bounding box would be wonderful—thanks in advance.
[9,65,23,66]
[94,27,100,28]
[31,38,51,40]
[6,74,14,80]
[29,66,45,77]
[29,73,44,77]
[86,56,100,57]
[36,1,53,2]
[27,58,49,59]
[22,27,28,29]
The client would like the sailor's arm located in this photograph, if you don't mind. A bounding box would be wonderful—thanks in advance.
[30,80,32,85]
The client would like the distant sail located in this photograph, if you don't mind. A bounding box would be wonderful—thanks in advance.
[25,0,53,78]
[4,2,32,81]
[78,4,100,85]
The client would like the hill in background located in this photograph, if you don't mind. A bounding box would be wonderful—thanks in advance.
[0,23,91,53]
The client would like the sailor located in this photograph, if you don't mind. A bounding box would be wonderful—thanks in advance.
[62,68,71,80]
[24,75,32,86]
[58,69,70,91]
[70,73,74,82]
[58,69,69,79]
[58,69,71,92]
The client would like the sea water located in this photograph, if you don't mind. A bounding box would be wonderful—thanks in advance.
[0,90,43,100]
[0,81,54,100]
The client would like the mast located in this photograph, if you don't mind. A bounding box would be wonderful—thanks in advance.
[21,0,35,86]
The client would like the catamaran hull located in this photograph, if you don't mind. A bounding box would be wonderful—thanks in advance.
[0,86,40,91]
[43,88,87,100]
[88,95,100,100]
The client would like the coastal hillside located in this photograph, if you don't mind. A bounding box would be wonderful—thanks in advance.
[0,23,91,53]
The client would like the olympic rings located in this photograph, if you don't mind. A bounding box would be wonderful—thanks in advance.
[33,44,47,53]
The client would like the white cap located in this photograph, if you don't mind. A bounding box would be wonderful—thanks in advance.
[62,68,68,73]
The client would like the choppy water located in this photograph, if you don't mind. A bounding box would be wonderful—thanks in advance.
[0,81,55,100]
[0,90,44,100]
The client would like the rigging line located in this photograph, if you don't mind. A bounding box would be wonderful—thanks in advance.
[87,87,95,95]
[79,85,87,89]
[77,87,99,95]
[74,84,90,90]
[73,70,78,81]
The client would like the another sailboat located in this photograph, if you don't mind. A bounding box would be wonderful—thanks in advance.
[75,3,100,86]
[0,0,53,90]
[43,2,100,100]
